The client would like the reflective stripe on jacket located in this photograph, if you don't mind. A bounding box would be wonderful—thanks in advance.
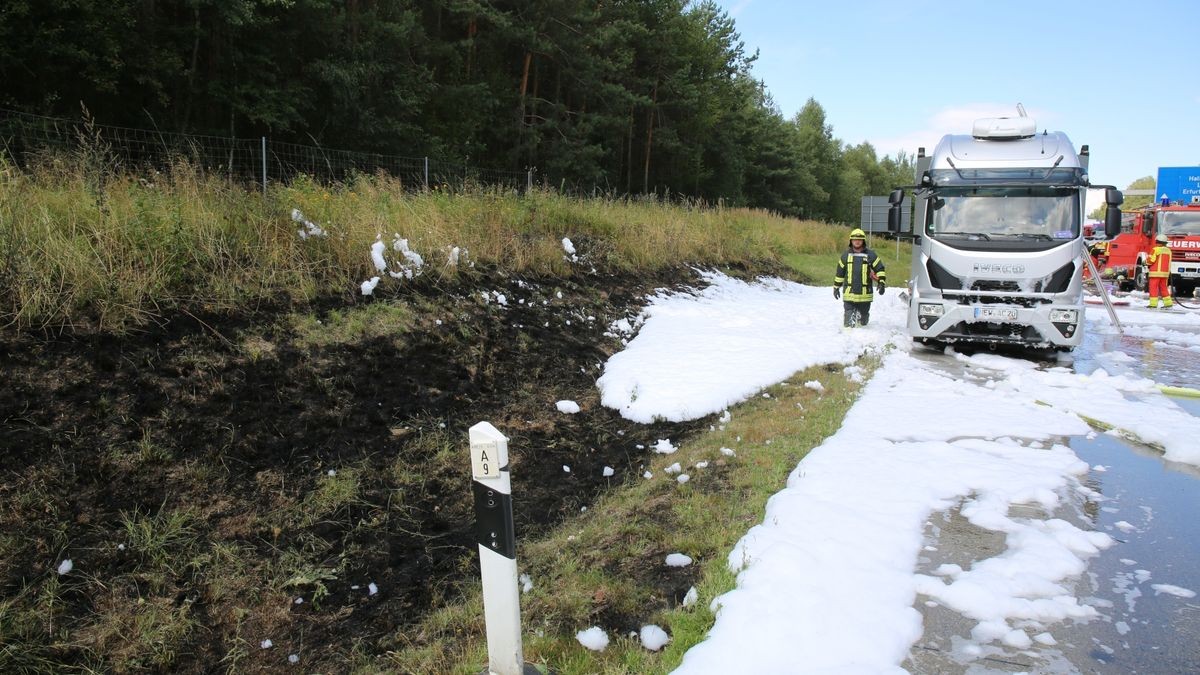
[1148,245,1171,278]
[834,248,886,303]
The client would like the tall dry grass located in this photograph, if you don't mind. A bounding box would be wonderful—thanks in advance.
[1,155,851,333]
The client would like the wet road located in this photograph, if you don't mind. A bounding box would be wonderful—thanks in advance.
[904,309,1200,674]
[1064,432,1200,673]
[1074,303,1200,391]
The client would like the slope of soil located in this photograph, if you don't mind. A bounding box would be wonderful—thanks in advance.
[0,264,756,672]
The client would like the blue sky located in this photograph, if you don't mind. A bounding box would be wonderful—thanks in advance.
[712,0,1200,206]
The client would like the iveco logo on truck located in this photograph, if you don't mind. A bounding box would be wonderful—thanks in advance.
[886,105,1124,352]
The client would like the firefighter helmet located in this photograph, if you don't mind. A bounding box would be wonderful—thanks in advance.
[849,228,867,242]
[1156,233,1168,244]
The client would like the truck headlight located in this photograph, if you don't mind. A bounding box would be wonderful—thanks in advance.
[918,303,944,317]
[1049,309,1078,323]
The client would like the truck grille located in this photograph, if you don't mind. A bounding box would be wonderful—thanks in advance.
[931,261,1075,304]
[970,280,1021,293]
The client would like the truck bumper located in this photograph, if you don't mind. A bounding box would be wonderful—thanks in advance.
[908,301,1083,349]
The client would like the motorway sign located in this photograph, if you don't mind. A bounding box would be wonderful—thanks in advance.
[1156,166,1200,205]
[861,195,910,233]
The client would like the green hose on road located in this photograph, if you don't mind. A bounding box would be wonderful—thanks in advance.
[1157,384,1200,398]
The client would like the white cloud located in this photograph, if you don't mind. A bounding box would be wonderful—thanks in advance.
[868,103,1054,159]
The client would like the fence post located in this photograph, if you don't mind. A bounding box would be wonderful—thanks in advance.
[469,422,536,675]
[261,137,267,194]
[424,156,429,190]
[526,168,533,193]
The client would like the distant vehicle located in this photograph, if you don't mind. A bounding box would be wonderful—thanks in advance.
[1089,198,1200,297]
[887,112,1122,352]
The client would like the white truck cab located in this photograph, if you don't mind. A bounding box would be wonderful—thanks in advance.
[888,114,1123,351]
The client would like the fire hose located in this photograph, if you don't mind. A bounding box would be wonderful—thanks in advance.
[1171,288,1200,309]
[1158,384,1200,398]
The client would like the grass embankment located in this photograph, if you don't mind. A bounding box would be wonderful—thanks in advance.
[1,156,905,333]
[0,155,906,673]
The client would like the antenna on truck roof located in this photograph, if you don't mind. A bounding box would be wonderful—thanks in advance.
[1017,103,1028,117]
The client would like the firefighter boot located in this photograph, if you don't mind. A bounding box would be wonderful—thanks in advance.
[1147,297,1159,309]
[1164,296,1174,308]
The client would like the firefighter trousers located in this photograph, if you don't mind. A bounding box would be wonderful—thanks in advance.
[843,300,872,327]
[1148,277,1173,307]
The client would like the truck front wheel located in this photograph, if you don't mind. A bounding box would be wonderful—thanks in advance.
[1134,265,1149,292]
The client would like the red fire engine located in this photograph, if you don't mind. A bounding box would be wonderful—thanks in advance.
[1090,198,1200,297]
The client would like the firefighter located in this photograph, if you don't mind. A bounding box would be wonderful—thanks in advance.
[1147,233,1173,309]
[833,228,886,327]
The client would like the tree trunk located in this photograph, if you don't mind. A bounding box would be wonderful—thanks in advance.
[181,6,201,130]
[531,59,542,167]
[518,51,533,166]
[466,18,477,77]
[625,105,634,194]
[643,78,658,194]
[519,51,532,120]
[532,57,540,103]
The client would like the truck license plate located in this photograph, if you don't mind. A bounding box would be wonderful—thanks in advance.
[975,307,1017,321]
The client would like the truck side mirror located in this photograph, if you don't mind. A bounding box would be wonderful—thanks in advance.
[886,189,905,233]
[1104,208,1122,239]
[1104,189,1124,238]
[887,204,901,233]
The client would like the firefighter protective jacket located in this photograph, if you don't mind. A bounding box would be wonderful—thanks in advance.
[1148,244,1171,278]
[834,247,886,302]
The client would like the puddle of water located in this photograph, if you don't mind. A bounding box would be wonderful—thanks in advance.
[1075,316,1200,673]
[1076,317,1200,390]
[1169,394,1200,418]
[1059,431,1200,672]
[905,433,1200,674]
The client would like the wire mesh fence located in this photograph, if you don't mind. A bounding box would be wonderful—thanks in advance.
[0,107,532,192]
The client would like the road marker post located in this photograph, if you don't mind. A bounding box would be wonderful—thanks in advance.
[469,422,538,675]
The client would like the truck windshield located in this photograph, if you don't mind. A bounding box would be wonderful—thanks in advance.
[927,187,1079,241]
[1161,211,1200,235]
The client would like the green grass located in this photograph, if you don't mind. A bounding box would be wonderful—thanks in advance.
[119,506,202,580]
[290,302,416,350]
[384,359,880,674]
[295,467,364,528]
[0,584,65,673]
[785,233,911,290]
[77,594,200,672]
[0,504,212,673]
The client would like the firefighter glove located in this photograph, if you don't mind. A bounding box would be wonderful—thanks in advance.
[877,281,886,295]
[833,286,841,300]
